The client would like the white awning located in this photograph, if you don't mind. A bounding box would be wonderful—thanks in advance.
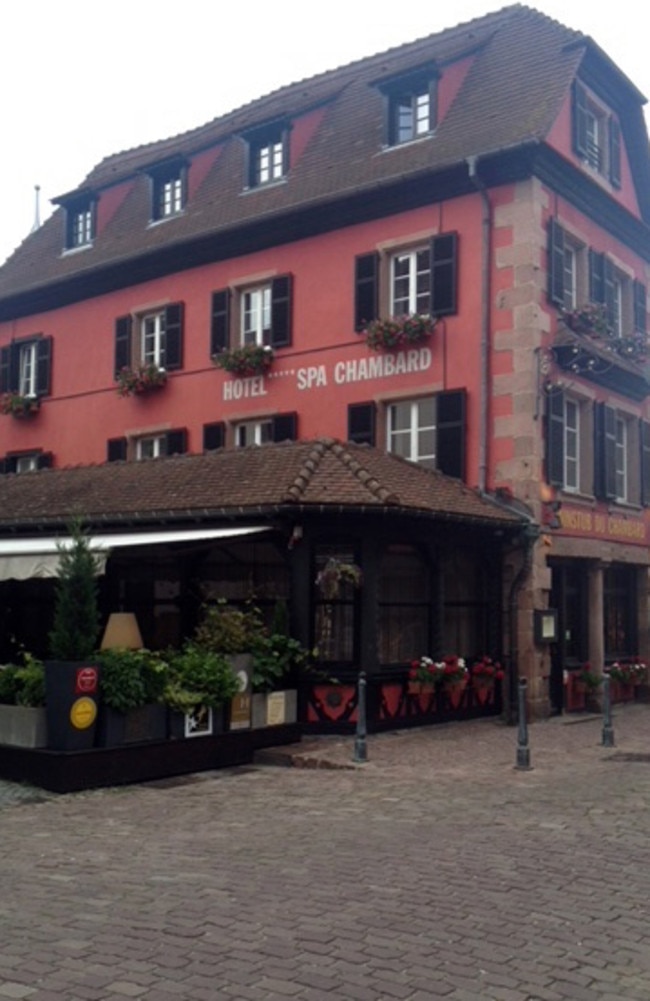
[0,525,271,580]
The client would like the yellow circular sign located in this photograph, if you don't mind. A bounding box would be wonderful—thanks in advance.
[70,697,97,730]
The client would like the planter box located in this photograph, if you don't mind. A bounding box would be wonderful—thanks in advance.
[44,660,100,751]
[0,705,48,748]
[251,690,297,728]
[97,704,167,747]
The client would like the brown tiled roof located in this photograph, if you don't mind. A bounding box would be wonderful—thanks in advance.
[0,5,595,302]
[0,439,524,532]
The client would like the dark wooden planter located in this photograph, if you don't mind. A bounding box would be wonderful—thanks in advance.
[44,661,100,751]
[96,704,167,747]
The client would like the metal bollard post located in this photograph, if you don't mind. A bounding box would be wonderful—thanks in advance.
[353,671,368,764]
[515,678,532,770]
[602,671,615,748]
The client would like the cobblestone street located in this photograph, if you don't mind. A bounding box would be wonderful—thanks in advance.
[1,705,650,1000]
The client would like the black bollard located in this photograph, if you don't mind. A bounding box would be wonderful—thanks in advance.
[515,677,532,770]
[602,671,615,748]
[353,671,368,763]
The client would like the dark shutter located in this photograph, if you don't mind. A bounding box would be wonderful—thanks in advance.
[589,249,605,304]
[547,219,566,308]
[572,80,588,158]
[546,389,565,488]
[203,422,225,451]
[35,337,52,396]
[347,403,376,445]
[165,429,187,455]
[90,199,98,241]
[594,403,617,500]
[4,457,17,474]
[37,452,53,470]
[8,344,19,393]
[270,275,292,348]
[354,253,379,332]
[210,289,231,356]
[609,118,621,188]
[430,233,458,317]
[0,345,10,393]
[0,458,6,475]
[436,389,466,480]
[604,258,616,330]
[164,303,183,370]
[114,316,132,377]
[634,281,647,334]
[272,413,297,442]
[641,421,650,507]
[107,438,127,462]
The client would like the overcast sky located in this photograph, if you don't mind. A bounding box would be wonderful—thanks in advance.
[2,1,648,266]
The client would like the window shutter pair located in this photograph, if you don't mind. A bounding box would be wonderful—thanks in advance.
[114,304,184,378]
[107,429,188,463]
[0,452,52,474]
[354,233,458,332]
[0,338,52,396]
[346,389,466,480]
[210,277,293,355]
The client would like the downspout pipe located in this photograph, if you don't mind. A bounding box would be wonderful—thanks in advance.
[466,155,491,494]
[505,524,537,724]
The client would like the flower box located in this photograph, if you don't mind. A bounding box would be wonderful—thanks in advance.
[362,314,435,352]
[212,345,274,377]
[116,364,167,397]
[0,393,40,418]
[0,704,47,748]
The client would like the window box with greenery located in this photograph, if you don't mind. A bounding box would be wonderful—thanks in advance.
[361,314,435,352]
[212,344,274,378]
[0,393,40,418]
[0,655,47,748]
[116,364,168,397]
[559,304,649,363]
[96,649,168,747]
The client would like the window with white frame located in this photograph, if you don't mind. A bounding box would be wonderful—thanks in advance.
[572,80,621,187]
[158,176,183,218]
[15,455,39,473]
[150,162,186,221]
[246,124,288,188]
[378,67,438,148]
[564,398,580,492]
[615,416,627,502]
[141,311,167,368]
[235,419,273,448]
[241,286,272,346]
[136,435,166,460]
[71,208,94,248]
[393,89,430,144]
[18,342,37,398]
[387,397,436,468]
[391,249,431,316]
[256,139,284,185]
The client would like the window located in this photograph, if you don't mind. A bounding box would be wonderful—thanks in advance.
[354,233,458,330]
[547,219,586,311]
[56,192,96,250]
[107,429,187,463]
[70,206,94,248]
[604,566,637,659]
[593,403,640,505]
[242,286,272,346]
[114,304,184,377]
[233,413,297,448]
[564,398,580,492]
[0,451,52,475]
[0,337,52,399]
[376,64,438,147]
[149,160,187,221]
[572,80,621,187]
[378,546,430,665]
[313,545,359,663]
[244,121,289,188]
[349,390,466,479]
[210,277,292,356]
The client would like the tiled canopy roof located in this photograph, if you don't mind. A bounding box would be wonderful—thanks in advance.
[0,5,603,301]
[0,439,525,532]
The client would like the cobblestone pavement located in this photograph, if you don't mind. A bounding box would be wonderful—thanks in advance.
[2,705,650,1000]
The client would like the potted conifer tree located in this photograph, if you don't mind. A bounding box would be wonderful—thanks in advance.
[45,519,102,750]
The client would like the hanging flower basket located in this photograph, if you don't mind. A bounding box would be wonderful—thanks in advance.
[0,393,40,418]
[315,559,362,600]
[116,364,167,397]
[362,314,436,352]
[212,345,274,377]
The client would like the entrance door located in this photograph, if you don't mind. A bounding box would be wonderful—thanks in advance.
[549,563,588,713]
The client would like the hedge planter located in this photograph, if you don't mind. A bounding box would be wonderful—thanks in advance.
[97,704,167,747]
[0,705,48,748]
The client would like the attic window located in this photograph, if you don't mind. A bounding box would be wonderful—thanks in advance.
[64,197,96,250]
[376,64,439,147]
[243,120,290,188]
[572,80,621,188]
[148,159,188,221]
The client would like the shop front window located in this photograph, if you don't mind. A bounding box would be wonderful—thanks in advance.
[378,545,430,665]
[313,546,359,664]
[604,565,637,660]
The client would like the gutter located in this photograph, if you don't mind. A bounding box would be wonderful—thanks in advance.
[465,155,491,494]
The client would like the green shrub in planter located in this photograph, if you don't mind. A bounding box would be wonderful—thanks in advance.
[98,649,168,713]
[165,643,240,711]
[251,633,309,693]
[0,656,45,707]
[193,601,264,654]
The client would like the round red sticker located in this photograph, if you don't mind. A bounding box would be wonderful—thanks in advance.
[76,667,98,694]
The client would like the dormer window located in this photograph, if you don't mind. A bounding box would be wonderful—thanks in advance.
[58,192,96,250]
[243,121,289,188]
[148,158,187,221]
[572,80,621,188]
[376,63,439,147]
